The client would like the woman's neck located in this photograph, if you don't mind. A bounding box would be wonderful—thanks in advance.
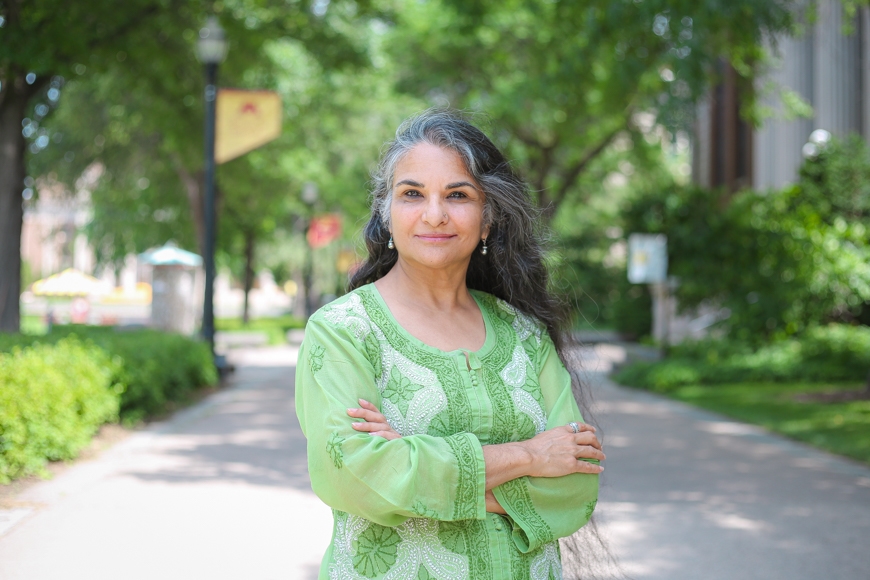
[375,258,473,313]
[373,257,487,352]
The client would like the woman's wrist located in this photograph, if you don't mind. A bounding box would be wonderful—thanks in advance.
[482,441,534,490]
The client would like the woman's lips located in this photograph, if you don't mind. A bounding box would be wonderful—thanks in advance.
[415,234,456,241]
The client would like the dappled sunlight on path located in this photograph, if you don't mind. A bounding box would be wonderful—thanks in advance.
[583,345,870,580]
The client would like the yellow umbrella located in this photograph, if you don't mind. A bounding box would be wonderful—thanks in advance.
[31,268,105,297]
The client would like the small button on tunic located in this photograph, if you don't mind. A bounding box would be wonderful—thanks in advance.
[296,285,599,580]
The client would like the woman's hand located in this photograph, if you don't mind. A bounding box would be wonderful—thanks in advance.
[522,423,604,478]
[483,422,604,490]
[347,399,401,440]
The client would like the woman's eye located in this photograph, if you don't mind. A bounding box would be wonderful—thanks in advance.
[403,189,422,198]
[447,191,467,199]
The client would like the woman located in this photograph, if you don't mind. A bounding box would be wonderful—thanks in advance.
[296,109,604,580]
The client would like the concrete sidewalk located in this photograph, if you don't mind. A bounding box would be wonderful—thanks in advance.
[581,345,870,580]
[1,345,869,579]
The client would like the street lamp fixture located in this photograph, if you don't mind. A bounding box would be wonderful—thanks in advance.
[196,17,228,64]
[196,16,227,363]
[802,128,831,160]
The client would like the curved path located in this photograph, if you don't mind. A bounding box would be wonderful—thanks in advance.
[578,345,870,579]
[0,345,868,579]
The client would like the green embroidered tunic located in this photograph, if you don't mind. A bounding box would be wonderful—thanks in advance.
[296,284,599,580]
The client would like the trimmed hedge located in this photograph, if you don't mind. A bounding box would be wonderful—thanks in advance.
[612,324,870,392]
[0,337,119,482]
[0,327,218,482]
[0,326,218,423]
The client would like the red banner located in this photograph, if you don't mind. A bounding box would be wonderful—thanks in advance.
[307,214,342,248]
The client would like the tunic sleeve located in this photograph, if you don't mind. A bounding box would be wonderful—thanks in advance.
[491,334,600,553]
[295,314,487,528]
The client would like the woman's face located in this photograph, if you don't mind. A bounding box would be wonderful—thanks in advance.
[389,142,489,271]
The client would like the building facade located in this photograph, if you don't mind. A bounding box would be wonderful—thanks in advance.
[694,1,870,190]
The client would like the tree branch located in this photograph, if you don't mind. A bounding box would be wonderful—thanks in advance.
[85,2,165,51]
[544,120,629,219]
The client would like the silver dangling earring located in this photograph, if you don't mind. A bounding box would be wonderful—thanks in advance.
[387,236,394,250]
[481,238,488,256]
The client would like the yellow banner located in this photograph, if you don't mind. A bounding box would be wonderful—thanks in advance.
[215,89,282,164]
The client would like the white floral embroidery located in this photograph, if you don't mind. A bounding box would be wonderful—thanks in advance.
[328,510,370,580]
[324,293,447,437]
[530,541,562,580]
[511,389,547,434]
[500,344,527,387]
[501,345,547,434]
[385,518,469,580]
[496,299,542,346]
[383,380,449,437]
[324,294,375,342]
[329,511,470,580]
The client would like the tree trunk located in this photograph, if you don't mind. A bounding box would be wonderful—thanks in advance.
[0,74,30,333]
[242,230,255,325]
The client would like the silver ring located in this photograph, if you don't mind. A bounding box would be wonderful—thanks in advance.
[568,421,580,434]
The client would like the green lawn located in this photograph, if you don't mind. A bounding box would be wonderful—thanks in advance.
[22,314,304,345]
[216,314,305,345]
[21,315,47,335]
[658,381,870,465]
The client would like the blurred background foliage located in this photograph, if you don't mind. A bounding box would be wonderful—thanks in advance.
[624,136,870,341]
[8,0,869,348]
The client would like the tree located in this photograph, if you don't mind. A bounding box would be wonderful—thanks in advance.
[381,0,797,221]
[2,0,372,332]
[0,0,173,331]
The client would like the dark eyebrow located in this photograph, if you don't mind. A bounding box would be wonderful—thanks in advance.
[446,181,479,191]
[393,179,479,191]
[394,179,424,188]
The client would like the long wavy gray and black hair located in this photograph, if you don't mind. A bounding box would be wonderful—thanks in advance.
[350,109,622,579]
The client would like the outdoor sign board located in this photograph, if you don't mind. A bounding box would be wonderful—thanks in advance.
[627,233,668,284]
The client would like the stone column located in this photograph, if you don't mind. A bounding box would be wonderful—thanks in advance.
[814,0,861,137]
[753,32,815,190]
[861,7,870,141]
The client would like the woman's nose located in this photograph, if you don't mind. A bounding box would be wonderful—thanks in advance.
[422,198,448,226]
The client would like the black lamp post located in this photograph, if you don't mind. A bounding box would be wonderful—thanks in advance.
[195,16,227,356]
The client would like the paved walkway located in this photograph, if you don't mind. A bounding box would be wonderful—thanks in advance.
[1,345,869,579]
[578,346,870,579]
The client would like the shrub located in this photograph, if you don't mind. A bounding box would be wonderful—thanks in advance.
[612,324,870,390]
[0,337,119,482]
[622,135,870,339]
[0,326,218,423]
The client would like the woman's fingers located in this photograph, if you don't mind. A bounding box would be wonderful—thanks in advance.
[358,398,379,411]
[573,431,603,450]
[575,460,605,474]
[347,399,401,439]
[347,400,388,423]
[351,420,392,432]
[573,444,606,462]
[370,430,402,440]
